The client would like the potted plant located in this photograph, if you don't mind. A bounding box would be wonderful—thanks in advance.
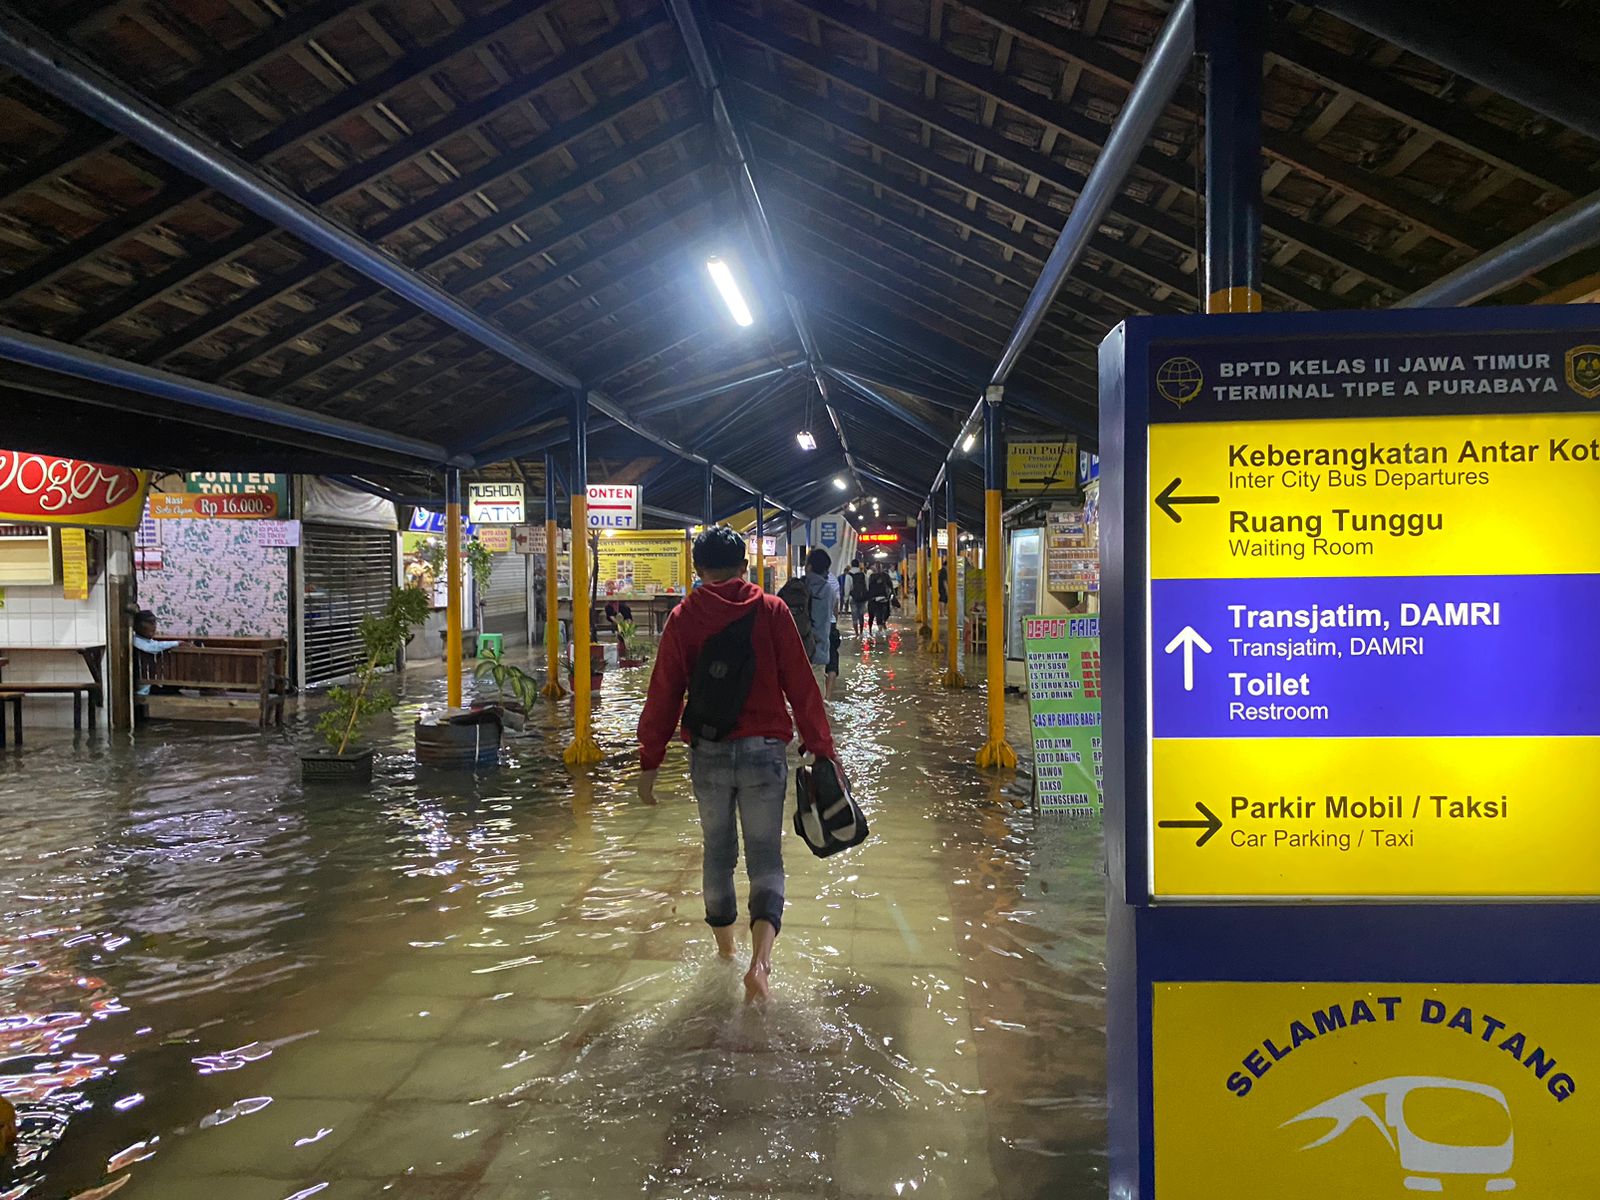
[614,616,649,668]
[302,587,431,784]
[472,644,540,731]
[428,536,496,658]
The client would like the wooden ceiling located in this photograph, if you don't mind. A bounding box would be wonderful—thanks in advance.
[0,0,1594,522]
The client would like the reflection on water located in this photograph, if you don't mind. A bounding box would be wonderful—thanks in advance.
[0,623,1105,1198]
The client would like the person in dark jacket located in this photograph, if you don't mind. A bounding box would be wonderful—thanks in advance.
[866,564,893,632]
[637,526,838,1003]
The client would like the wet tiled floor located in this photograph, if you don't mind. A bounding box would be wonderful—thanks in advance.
[0,620,1106,1198]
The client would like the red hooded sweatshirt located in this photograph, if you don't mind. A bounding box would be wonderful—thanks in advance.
[637,577,836,771]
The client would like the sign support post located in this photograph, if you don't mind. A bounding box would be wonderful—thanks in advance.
[1104,305,1600,1199]
[564,390,601,767]
[541,451,565,699]
[445,467,463,709]
[943,469,964,687]
[977,387,1016,769]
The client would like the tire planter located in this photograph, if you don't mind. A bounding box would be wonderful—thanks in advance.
[300,747,375,785]
[415,712,503,767]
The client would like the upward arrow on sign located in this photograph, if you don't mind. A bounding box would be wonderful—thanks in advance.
[1163,625,1212,691]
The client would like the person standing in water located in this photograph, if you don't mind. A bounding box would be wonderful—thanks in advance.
[637,527,838,1003]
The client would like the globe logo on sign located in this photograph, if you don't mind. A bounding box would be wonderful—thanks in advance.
[1156,356,1205,408]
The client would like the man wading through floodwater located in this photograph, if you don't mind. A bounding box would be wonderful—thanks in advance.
[637,526,838,1003]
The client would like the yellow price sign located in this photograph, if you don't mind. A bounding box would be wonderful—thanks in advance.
[1154,982,1595,1199]
[60,527,88,600]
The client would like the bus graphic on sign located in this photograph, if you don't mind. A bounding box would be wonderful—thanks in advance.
[1285,1076,1516,1194]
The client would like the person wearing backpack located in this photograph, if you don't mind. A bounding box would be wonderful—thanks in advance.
[843,559,869,636]
[779,547,838,699]
[637,526,837,1003]
[866,563,894,633]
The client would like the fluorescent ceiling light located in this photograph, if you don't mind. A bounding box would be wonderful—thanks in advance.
[847,502,856,511]
[706,257,753,327]
[962,432,977,453]
[833,476,848,490]
[796,430,817,451]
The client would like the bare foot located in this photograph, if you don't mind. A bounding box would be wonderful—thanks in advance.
[713,928,738,960]
[743,959,771,1004]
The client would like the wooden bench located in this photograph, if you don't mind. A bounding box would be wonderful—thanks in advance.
[0,681,100,732]
[138,641,289,727]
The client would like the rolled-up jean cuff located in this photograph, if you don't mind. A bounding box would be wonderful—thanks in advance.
[705,913,738,929]
[749,893,783,934]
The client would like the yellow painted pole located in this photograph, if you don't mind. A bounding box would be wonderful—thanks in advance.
[927,537,941,655]
[445,475,463,708]
[976,487,1017,769]
[683,529,693,598]
[755,540,765,591]
[563,494,601,765]
[541,518,564,698]
[943,518,964,687]
[916,524,929,635]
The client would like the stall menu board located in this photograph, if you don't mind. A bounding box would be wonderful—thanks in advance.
[596,531,685,597]
[1023,615,1103,813]
[1047,507,1100,593]
[61,527,89,600]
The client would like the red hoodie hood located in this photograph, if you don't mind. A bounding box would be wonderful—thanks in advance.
[676,577,764,635]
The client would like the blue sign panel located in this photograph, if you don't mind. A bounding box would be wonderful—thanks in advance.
[819,518,840,549]
[1098,304,1600,1200]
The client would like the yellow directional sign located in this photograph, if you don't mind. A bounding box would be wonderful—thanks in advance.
[1153,982,1595,1199]
[1150,412,1600,578]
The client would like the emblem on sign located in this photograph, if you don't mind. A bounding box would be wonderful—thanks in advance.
[1564,345,1600,398]
[1156,356,1205,407]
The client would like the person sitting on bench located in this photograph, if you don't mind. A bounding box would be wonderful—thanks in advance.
[133,611,185,696]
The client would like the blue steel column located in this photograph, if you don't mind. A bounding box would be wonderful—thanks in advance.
[703,463,715,526]
[1200,0,1265,314]
[564,390,600,766]
[755,493,766,589]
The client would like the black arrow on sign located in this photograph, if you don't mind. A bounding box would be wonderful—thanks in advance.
[1156,478,1220,523]
[1158,802,1223,847]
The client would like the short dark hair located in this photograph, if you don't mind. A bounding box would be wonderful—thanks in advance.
[693,525,747,571]
[806,548,831,574]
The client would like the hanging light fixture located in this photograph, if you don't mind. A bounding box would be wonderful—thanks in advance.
[962,431,977,453]
[795,389,816,450]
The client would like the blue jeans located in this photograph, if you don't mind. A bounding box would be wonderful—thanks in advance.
[690,737,789,934]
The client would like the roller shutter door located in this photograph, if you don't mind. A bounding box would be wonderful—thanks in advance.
[302,524,396,685]
[483,550,525,621]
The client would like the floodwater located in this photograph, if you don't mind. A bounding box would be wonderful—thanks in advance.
[0,620,1106,1199]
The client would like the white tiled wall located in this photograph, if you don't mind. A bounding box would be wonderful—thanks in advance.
[0,577,108,729]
